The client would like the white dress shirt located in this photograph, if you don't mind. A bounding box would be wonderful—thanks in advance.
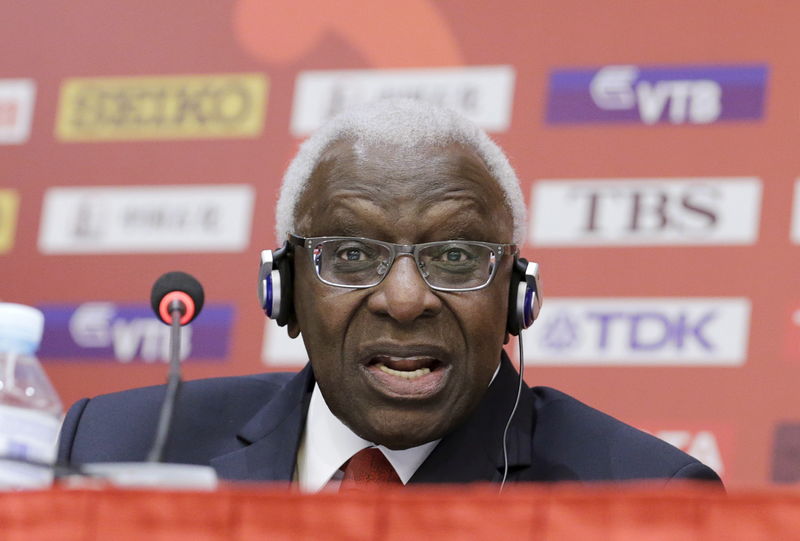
[295,383,440,493]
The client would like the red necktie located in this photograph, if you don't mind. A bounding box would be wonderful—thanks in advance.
[340,448,402,489]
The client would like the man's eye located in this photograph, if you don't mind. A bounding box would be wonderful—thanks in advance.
[344,248,363,261]
[432,246,476,264]
[444,249,468,263]
[334,245,371,261]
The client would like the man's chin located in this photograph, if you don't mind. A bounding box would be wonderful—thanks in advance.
[344,414,452,449]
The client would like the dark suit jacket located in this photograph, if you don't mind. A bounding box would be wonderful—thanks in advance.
[57,355,722,486]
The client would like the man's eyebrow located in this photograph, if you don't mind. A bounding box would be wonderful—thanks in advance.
[425,210,490,241]
[327,187,383,202]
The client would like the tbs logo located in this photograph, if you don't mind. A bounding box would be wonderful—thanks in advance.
[546,64,767,125]
[530,178,761,246]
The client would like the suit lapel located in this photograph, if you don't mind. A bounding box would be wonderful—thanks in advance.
[409,353,534,484]
[209,354,535,485]
[210,364,314,482]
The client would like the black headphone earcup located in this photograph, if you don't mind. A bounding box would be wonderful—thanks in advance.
[274,247,293,327]
[506,258,525,336]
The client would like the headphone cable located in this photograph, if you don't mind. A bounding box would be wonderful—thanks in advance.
[499,334,525,492]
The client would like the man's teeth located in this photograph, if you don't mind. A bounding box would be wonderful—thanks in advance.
[377,363,431,379]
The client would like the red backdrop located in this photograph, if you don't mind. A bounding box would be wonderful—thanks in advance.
[2,0,799,488]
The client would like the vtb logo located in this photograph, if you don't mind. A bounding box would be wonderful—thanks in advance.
[37,303,234,363]
[590,65,722,124]
[546,64,767,125]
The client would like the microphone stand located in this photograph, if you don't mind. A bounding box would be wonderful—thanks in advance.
[146,301,184,463]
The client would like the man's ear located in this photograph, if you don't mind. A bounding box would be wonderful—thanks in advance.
[287,313,300,338]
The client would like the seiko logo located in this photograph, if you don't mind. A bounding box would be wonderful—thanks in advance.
[530,178,761,246]
[291,66,515,136]
[38,185,254,254]
[523,298,750,365]
[546,64,767,125]
[56,74,267,141]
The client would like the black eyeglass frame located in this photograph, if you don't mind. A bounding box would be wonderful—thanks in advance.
[288,233,519,292]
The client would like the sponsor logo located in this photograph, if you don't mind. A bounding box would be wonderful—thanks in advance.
[640,425,730,479]
[55,74,267,141]
[657,430,726,477]
[791,180,800,244]
[38,185,253,254]
[290,66,515,136]
[785,303,800,361]
[523,298,750,365]
[546,64,767,125]
[38,302,234,362]
[0,79,36,144]
[261,321,307,367]
[530,178,761,246]
[772,423,800,483]
[0,189,19,254]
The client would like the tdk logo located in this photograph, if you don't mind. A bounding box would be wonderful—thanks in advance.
[523,298,750,365]
[546,64,767,125]
[38,303,233,363]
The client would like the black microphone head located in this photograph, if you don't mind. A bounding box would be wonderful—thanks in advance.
[151,271,205,324]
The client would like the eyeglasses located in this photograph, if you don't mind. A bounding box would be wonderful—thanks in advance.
[289,234,518,292]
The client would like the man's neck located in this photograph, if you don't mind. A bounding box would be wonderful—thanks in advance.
[295,383,440,492]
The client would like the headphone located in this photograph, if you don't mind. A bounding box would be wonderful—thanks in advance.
[259,242,541,334]
[257,242,294,327]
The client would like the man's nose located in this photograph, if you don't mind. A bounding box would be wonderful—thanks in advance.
[366,255,442,323]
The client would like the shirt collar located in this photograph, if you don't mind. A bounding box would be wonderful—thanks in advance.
[296,383,439,492]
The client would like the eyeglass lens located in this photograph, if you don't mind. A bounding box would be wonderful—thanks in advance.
[311,239,497,290]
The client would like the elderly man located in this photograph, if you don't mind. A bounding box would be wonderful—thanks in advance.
[58,100,721,490]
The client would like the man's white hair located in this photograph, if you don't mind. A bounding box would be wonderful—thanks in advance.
[275,99,526,245]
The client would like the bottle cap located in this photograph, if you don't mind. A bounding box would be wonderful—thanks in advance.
[0,303,45,354]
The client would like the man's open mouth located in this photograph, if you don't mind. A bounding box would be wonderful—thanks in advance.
[359,347,450,399]
[369,356,444,380]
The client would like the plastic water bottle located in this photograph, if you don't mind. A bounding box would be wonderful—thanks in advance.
[0,303,63,489]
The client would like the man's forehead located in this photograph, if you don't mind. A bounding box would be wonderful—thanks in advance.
[308,139,503,200]
[294,138,513,241]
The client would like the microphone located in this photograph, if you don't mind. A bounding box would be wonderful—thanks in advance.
[61,272,217,490]
[150,271,205,326]
[146,272,204,463]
